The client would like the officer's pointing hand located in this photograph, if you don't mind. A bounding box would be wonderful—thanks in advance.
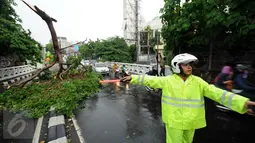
[244,100,255,116]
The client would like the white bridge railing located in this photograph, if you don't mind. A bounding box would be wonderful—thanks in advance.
[108,62,172,75]
[0,65,37,82]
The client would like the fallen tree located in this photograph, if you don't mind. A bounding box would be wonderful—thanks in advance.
[18,0,64,87]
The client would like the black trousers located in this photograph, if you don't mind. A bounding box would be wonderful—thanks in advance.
[160,68,165,76]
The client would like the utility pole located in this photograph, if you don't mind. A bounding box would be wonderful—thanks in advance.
[147,31,150,63]
[156,30,160,74]
[135,0,140,62]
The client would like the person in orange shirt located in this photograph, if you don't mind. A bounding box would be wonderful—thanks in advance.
[113,63,118,72]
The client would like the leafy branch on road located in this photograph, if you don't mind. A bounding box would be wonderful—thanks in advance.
[0,71,102,118]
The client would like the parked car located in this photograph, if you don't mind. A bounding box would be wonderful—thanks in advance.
[81,60,90,66]
[93,62,109,75]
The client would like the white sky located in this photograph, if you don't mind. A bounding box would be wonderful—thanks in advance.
[14,0,164,46]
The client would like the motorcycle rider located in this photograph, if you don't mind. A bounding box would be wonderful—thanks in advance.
[121,65,126,72]
[121,65,128,77]
[113,63,119,73]
[233,64,255,91]
[232,64,255,105]
[215,66,233,91]
[123,53,255,143]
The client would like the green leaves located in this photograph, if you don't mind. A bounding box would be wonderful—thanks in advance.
[240,24,255,35]
[78,36,134,62]
[0,71,101,118]
[0,0,42,63]
[161,0,255,59]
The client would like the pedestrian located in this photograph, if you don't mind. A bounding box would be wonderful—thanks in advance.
[160,57,166,76]
[123,53,255,143]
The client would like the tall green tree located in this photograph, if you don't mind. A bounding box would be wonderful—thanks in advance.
[0,0,42,64]
[79,43,94,59]
[45,42,53,52]
[79,37,134,63]
[160,0,255,65]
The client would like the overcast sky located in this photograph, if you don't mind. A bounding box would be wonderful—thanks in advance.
[14,0,164,46]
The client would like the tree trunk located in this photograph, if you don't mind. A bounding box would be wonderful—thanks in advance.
[45,21,64,79]
[18,0,64,87]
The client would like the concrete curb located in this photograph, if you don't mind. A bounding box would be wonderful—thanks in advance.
[47,107,68,143]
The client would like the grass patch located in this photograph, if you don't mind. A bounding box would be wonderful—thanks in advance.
[0,71,102,118]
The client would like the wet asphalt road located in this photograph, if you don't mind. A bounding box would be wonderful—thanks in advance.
[74,75,165,143]
[74,75,255,143]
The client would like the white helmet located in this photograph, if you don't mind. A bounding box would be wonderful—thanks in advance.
[171,53,198,73]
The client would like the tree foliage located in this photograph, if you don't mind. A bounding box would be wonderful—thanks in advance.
[46,42,54,52]
[0,71,101,118]
[0,0,42,64]
[79,36,135,63]
[160,0,255,63]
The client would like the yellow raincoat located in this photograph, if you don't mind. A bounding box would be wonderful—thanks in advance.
[130,74,249,143]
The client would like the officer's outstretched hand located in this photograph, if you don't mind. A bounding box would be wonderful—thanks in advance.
[244,100,255,116]
[122,76,132,83]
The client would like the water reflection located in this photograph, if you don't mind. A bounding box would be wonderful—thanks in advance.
[124,91,144,139]
[76,74,255,143]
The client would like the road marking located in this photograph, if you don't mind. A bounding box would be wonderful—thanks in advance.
[48,115,65,128]
[50,106,55,111]
[72,115,86,143]
[48,136,68,143]
[32,116,44,143]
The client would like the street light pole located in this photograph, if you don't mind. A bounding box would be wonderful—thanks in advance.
[147,31,150,64]
[156,30,159,74]
[135,0,140,62]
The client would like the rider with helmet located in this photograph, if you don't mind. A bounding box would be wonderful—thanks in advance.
[232,64,255,106]
[120,65,129,77]
[113,63,119,72]
[215,66,233,91]
[233,64,255,91]
[121,65,126,72]
[123,53,255,143]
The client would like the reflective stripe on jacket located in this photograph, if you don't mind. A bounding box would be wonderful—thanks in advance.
[130,74,249,130]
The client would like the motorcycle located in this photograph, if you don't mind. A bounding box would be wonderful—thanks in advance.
[115,68,129,79]
[115,68,120,78]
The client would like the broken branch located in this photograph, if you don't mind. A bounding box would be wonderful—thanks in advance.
[18,59,57,87]
[20,0,64,86]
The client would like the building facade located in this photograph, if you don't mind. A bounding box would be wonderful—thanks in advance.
[123,0,144,45]
[49,37,72,49]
